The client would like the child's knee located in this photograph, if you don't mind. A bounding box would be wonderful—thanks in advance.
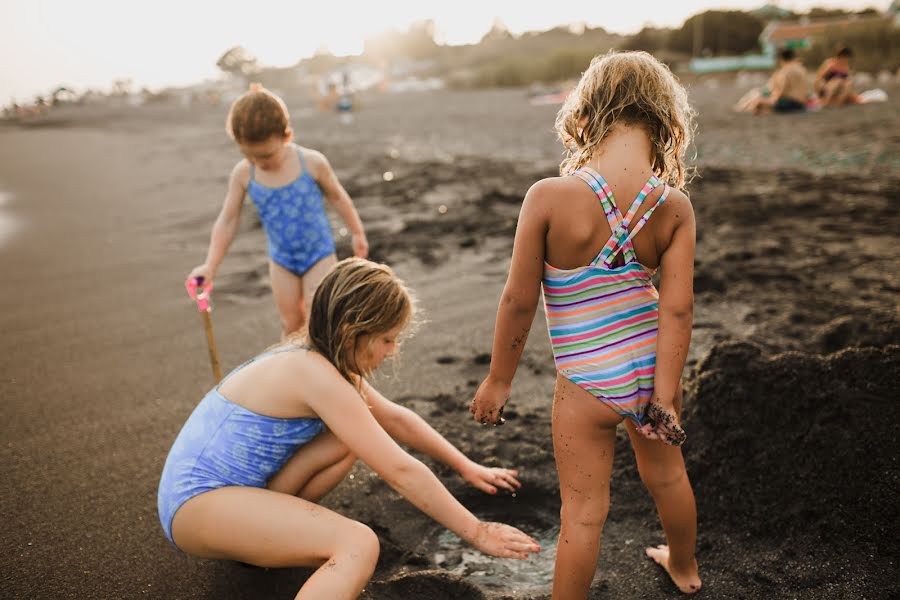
[346,522,380,568]
[641,465,688,496]
[560,495,610,529]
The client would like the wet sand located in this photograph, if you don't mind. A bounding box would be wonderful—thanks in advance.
[1,83,898,599]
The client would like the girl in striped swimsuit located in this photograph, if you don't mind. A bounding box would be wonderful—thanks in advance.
[470,51,701,596]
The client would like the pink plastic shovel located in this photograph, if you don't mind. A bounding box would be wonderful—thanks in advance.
[185,277,223,382]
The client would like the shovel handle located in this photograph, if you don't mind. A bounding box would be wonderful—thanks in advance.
[201,311,223,382]
[186,276,222,382]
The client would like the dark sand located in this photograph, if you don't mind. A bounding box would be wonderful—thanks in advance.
[1,83,898,599]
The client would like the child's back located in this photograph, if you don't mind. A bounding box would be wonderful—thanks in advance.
[539,126,694,428]
[540,129,687,272]
[471,51,701,596]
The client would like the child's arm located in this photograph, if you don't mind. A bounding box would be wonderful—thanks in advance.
[307,150,369,258]
[640,192,696,445]
[187,161,248,284]
[303,354,539,558]
[362,380,521,495]
[470,182,549,425]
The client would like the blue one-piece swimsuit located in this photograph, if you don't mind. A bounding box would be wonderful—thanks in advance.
[247,145,336,276]
[157,345,326,546]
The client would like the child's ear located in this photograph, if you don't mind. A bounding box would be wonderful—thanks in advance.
[284,127,294,144]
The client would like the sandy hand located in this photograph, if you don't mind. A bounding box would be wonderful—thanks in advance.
[469,377,509,426]
[639,401,687,446]
[470,522,540,559]
[461,463,521,495]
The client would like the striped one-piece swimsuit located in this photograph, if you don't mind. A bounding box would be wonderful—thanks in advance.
[543,167,670,424]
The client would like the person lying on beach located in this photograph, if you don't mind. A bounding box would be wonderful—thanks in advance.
[159,258,540,599]
[470,50,701,596]
[814,46,859,107]
[188,84,369,339]
[736,48,810,114]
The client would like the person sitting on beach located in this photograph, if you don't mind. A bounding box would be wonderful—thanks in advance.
[159,257,540,599]
[814,46,859,107]
[188,84,369,339]
[740,48,810,114]
[470,50,701,596]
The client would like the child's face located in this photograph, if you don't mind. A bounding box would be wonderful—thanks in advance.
[238,135,289,171]
[354,323,404,373]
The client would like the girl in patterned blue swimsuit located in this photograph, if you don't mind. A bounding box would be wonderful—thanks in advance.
[188,84,369,338]
[160,258,540,598]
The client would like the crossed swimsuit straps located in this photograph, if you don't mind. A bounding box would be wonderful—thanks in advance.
[542,167,670,424]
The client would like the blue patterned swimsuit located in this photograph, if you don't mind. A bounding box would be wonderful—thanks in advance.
[157,345,326,546]
[248,145,336,276]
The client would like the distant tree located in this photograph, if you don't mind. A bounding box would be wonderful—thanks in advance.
[803,19,900,73]
[303,47,345,75]
[621,26,672,53]
[481,18,513,43]
[669,11,764,56]
[363,20,439,62]
[111,78,133,96]
[807,8,855,19]
[405,20,440,59]
[216,46,259,77]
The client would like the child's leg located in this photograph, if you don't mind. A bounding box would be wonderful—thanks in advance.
[267,430,356,503]
[551,374,622,599]
[171,487,379,599]
[626,388,701,594]
[269,260,305,338]
[300,254,337,318]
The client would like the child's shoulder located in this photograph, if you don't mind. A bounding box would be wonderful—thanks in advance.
[230,158,252,184]
[294,144,327,165]
[660,186,693,213]
[231,158,250,180]
[525,174,581,203]
[655,186,694,230]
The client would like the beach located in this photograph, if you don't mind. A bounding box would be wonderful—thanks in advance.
[1,82,898,599]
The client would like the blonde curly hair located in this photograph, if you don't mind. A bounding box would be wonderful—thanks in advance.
[555,51,696,189]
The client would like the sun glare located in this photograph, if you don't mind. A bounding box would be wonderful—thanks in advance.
[0,0,887,100]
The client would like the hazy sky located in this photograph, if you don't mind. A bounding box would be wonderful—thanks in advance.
[1,0,885,102]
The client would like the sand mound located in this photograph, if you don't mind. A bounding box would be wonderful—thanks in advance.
[684,342,899,592]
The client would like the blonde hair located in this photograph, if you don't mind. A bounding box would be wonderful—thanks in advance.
[555,51,696,189]
[226,83,290,144]
[305,258,414,386]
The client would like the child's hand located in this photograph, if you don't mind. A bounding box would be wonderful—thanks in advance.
[351,233,369,258]
[637,401,687,446]
[460,461,521,495]
[469,377,510,425]
[469,522,541,559]
[187,264,214,289]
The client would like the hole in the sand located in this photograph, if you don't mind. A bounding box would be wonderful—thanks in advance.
[434,525,559,591]
[425,493,561,592]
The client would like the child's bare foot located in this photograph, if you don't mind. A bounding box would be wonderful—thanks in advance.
[645,545,701,594]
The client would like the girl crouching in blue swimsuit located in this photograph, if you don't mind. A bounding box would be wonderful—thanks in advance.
[159,258,540,599]
[188,84,369,339]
